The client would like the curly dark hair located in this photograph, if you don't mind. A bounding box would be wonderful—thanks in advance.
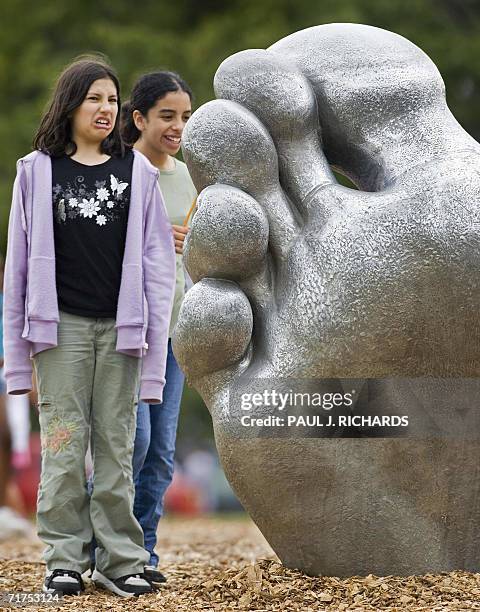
[33,55,125,158]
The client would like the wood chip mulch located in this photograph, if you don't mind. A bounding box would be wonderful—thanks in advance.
[0,516,479,611]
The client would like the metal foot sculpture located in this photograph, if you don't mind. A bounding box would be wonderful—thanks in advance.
[173,23,480,576]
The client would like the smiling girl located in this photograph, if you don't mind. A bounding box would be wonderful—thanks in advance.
[121,72,196,584]
[3,57,176,597]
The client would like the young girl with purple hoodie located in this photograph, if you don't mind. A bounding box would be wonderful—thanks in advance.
[3,57,175,598]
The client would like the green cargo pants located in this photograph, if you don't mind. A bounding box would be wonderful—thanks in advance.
[33,311,149,579]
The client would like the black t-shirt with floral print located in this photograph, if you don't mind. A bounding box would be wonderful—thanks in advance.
[52,151,134,318]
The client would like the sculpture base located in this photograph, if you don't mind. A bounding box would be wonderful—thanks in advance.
[217,435,480,576]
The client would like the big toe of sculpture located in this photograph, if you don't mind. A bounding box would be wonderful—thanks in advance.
[173,24,480,576]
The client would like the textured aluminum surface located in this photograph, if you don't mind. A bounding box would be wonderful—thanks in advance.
[173,24,480,575]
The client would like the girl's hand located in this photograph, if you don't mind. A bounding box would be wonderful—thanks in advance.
[172,225,189,255]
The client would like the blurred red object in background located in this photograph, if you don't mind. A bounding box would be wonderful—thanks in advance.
[14,433,40,515]
[164,471,205,515]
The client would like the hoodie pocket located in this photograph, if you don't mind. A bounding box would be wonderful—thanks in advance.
[117,263,144,326]
[27,256,58,320]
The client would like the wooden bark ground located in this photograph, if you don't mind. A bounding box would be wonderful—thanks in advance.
[0,516,479,611]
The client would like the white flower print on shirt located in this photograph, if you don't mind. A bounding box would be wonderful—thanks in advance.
[96,187,110,201]
[79,198,101,218]
[54,174,129,227]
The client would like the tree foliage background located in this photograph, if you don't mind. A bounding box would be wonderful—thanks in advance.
[0,0,479,446]
[1,0,479,246]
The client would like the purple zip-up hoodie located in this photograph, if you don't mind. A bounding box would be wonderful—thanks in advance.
[3,149,176,403]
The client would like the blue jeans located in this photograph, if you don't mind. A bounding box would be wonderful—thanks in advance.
[132,340,185,567]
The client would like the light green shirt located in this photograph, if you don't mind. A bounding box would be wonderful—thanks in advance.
[158,159,197,337]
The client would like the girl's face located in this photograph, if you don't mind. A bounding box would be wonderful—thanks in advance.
[137,90,192,156]
[71,78,118,148]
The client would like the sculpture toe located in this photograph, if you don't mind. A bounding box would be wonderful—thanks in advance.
[184,184,269,283]
[173,278,253,384]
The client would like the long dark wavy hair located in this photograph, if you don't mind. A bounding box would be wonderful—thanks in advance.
[33,55,124,158]
[121,71,193,146]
